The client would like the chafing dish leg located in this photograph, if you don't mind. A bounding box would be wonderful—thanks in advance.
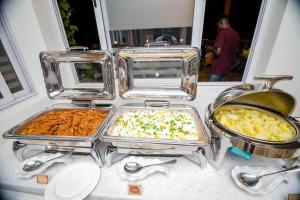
[194,147,207,169]
[183,147,207,169]
[91,142,104,168]
[207,136,232,169]
[13,141,27,162]
[13,142,53,162]
[104,145,128,167]
[283,157,299,168]
[90,149,103,167]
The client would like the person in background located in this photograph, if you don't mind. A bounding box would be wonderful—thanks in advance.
[235,42,250,72]
[155,29,178,44]
[240,43,250,61]
[208,14,239,82]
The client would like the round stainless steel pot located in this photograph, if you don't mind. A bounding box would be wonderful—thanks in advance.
[205,75,300,168]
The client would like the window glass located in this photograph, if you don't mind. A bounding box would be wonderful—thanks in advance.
[132,60,182,79]
[72,63,103,83]
[57,0,102,83]
[110,27,192,48]
[199,0,262,82]
[57,0,100,49]
[104,0,194,48]
[0,39,23,93]
[104,0,194,80]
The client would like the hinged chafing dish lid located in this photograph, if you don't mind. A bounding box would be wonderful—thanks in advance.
[210,75,296,115]
[40,49,115,100]
[116,47,200,100]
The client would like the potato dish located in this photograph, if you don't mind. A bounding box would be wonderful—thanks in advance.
[111,110,199,141]
[17,109,109,136]
[214,105,296,142]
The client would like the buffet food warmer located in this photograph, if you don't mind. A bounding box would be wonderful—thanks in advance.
[99,47,210,168]
[2,49,115,166]
[205,75,300,169]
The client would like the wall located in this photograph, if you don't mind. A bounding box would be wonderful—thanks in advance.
[0,0,49,130]
[264,0,300,116]
[31,0,66,51]
[245,0,287,82]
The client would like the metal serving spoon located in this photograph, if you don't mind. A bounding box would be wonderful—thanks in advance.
[124,159,177,174]
[237,165,300,187]
[22,150,73,172]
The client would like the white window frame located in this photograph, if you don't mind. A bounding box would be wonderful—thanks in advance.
[0,9,35,109]
[52,0,268,86]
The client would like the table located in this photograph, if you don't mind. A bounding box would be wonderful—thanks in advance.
[0,140,299,200]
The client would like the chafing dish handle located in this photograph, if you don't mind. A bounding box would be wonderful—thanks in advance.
[227,147,252,160]
[254,75,293,90]
[289,116,300,128]
[67,46,88,51]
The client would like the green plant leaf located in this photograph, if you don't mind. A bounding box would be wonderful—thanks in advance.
[60,10,66,18]
[58,0,78,47]
[70,25,78,31]
[60,1,70,11]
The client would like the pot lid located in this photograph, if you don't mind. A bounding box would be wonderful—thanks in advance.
[40,48,115,100]
[211,75,296,115]
[116,47,200,100]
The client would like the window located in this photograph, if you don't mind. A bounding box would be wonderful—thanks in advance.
[103,0,194,50]
[53,0,267,83]
[102,0,195,80]
[54,0,104,83]
[0,12,34,109]
[199,0,264,82]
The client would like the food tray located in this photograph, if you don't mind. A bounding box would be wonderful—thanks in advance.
[102,103,209,148]
[3,103,115,147]
[212,104,298,144]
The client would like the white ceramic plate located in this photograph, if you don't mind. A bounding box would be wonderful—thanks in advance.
[45,161,100,200]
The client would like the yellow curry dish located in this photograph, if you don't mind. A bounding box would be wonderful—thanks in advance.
[214,105,296,142]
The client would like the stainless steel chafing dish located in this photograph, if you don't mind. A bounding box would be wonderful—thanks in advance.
[2,49,116,166]
[205,75,300,169]
[99,47,210,168]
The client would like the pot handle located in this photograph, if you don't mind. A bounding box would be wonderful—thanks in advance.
[67,46,88,51]
[254,75,293,90]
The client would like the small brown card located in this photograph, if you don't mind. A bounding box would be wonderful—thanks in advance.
[37,175,48,184]
[288,194,300,200]
[128,183,142,196]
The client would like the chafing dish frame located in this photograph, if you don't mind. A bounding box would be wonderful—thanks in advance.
[3,104,115,146]
[102,103,209,148]
[3,103,115,166]
[205,75,300,169]
[100,102,210,168]
[99,47,209,168]
[2,49,116,167]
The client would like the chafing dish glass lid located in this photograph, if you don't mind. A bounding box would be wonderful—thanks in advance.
[116,47,200,100]
[40,49,115,100]
[210,75,296,115]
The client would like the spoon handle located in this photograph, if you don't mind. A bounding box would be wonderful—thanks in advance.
[44,149,74,163]
[260,165,300,178]
[143,159,177,168]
